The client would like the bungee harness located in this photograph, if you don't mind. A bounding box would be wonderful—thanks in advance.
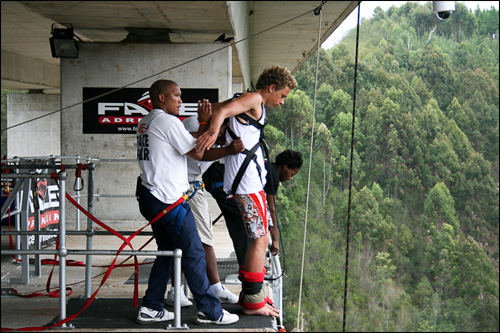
[135,176,192,234]
[225,94,270,196]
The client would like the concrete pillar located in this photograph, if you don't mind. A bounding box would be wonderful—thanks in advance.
[60,42,231,228]
[7,93,61,157]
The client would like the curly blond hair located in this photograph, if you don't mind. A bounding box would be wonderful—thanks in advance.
[255,65,297,91]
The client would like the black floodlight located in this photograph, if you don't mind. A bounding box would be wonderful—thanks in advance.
[49,24,79,58]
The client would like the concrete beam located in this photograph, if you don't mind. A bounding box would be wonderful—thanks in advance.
[1,50,60,90]
[227,1,251,91]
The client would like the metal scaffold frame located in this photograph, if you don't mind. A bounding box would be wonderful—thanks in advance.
[1,156,187,330]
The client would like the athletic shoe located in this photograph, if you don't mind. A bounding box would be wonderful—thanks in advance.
[195,309,239,325]
[213,286,239,304]
[165,289,193,307]
[136,306,174,324]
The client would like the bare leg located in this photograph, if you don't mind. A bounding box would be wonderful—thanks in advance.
[241,233,279,317]
[203,243,220,284]
[244,233,269,272]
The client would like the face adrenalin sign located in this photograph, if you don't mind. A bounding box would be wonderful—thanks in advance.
[82,87,218,134]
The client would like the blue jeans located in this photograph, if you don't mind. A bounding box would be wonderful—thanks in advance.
[138,187,222,320]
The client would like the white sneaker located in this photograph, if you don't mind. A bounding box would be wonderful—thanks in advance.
[165,289,193,307]
[213,286,239,304]
[136,306,174,324]
[196,309,239,325]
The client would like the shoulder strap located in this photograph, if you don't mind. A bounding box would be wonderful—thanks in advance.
[230,94,265,131]
[231,141,262,195]
[226,100,268,195]
[237,113,265,131]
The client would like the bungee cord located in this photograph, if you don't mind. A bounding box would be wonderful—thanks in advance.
[296,1,325,331]
[343,2,361,332]
[2,6,317,133]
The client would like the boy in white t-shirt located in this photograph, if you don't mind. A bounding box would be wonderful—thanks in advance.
[136,80,242,325]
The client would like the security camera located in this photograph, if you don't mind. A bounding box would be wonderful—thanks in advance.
[433,1,455,20]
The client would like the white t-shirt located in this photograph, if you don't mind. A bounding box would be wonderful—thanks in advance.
[182,116,213,182]
[223,107,267,195]
[137,109,196,204]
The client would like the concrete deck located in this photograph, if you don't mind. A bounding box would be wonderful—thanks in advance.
[1,196,277,332]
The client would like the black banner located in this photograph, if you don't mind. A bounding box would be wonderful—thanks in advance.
[82,87,218,134]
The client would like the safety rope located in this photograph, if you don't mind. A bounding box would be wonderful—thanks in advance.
[3,163,153,272]
[11,237,155,299]
[343,2,361,332]
[1,169,187,332]
[296,1,325,331]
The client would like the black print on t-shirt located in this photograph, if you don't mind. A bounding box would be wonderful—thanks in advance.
[137,134,150,161]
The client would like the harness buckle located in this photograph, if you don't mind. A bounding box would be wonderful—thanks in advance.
[193,180,205,191]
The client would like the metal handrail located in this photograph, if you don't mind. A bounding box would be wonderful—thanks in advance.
[1,157,187,329]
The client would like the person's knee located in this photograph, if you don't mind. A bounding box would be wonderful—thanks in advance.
[252,233,269,251]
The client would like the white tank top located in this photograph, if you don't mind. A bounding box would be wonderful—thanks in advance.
[223,105,267,195]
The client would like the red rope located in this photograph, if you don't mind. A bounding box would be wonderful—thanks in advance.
[1,172,186,332]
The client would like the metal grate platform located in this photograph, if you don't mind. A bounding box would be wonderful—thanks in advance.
[125,257,240,284]
[46,298,275,330]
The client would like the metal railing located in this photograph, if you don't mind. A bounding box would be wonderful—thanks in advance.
[1,156,187,330]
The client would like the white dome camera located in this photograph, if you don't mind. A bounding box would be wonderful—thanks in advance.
[433,1,456,20]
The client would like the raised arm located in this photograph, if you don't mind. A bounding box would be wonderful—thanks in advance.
[186,99,212,160]
[201,137,245,161]
[195,92,263,152]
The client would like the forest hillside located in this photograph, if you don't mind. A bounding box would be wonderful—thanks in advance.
[267,2,499,331]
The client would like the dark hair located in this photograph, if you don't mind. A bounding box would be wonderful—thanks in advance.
[275,149,303,169]
[149,80,178,107]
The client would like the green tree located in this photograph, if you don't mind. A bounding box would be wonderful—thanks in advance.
[278,3,499,331]
[415,45,455,109]
[272,89,313,149]
[419,98,446,144]
[352,186,384,243]
[426,132,460,185]
[315,122,338,205]
[410,75,432,107]
[445,97,468,133]
[328,89,352,128]
[263,124,286,159]
[423,182,459,231]
[444,118,472,162]
[315,83,335,126]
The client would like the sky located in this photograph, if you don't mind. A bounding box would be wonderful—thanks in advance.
[322,1,500,49]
